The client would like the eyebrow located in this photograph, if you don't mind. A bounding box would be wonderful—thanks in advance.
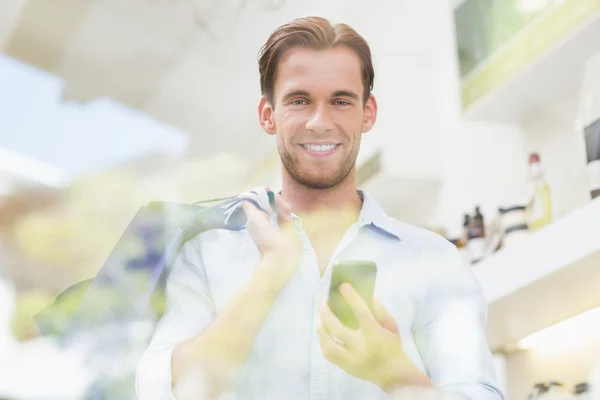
[332,90,360,100]
[282,90,310,102]
[281,89,360,102]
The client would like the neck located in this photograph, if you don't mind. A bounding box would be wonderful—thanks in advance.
[279,169,363,232]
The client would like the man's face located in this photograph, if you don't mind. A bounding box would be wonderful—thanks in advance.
[259,46,377,189]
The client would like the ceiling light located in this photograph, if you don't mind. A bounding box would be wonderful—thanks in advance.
[517,306,600,354]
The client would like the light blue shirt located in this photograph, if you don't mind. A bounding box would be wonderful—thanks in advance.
[136,191,504,400]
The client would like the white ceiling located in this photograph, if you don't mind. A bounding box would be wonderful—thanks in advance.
[2,0,361,175]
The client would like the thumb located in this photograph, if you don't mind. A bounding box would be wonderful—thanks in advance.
[373,297,399,334]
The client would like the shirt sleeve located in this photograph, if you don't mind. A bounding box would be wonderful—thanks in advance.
[411,242,505,400]
[135,237,216,400]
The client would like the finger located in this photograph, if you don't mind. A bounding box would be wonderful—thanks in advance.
[373,297,399,334]
[274,193,293,227]
[241,201,270,240]
[319,302,359,348]
[340,283,377,332]
[241,200,269,223]
[317,322,353,366]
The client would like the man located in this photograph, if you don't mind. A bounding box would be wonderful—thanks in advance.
[136,16,504,400]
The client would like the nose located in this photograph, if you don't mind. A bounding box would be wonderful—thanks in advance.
[305,103,334,133]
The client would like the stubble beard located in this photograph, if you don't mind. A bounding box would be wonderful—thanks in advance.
[278,135,361,190]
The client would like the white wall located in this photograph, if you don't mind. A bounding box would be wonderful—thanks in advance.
[347,0,461,180]
[433,120,529,232]
[521,91,591,219]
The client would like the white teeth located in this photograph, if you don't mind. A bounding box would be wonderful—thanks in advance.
[303,144,337,152]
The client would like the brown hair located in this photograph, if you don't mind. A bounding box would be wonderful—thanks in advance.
[258,16,375,108]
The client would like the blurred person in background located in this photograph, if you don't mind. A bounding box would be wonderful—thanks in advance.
[136,16,504,400]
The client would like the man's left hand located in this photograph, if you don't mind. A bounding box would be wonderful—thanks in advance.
[317,283,433,393]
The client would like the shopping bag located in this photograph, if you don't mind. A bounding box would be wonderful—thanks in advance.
[36,190,274,337]
[33,189,276,399]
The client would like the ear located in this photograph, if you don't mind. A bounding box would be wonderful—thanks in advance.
[258,96,276,136]
[361,94,378,134]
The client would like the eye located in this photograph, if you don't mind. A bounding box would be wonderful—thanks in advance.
[290,99,308,106]
[333,100,351,106]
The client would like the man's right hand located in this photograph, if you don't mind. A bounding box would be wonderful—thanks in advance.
[171,191,304,399]
[241,190,303,287]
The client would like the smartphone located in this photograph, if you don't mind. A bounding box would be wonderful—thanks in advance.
[327,260,377,330]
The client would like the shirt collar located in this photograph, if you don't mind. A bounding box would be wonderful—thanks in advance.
[357,190,403,240]
[275,189,403,240]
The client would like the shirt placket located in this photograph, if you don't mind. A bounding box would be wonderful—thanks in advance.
[300,220,364,400]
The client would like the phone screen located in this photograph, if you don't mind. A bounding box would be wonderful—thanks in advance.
[327,260,377,330]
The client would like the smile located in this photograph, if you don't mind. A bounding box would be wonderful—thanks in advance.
[301,144,339,152]
[300,143,341,157]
